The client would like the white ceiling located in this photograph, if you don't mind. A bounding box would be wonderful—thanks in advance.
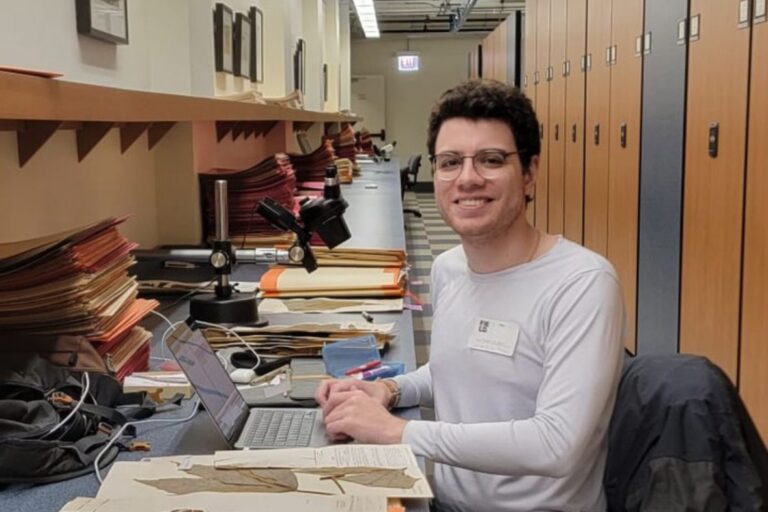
[348,0,525,37]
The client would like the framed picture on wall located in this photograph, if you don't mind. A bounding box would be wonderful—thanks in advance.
[233,12,253,80]
[75,0,129,44]
[213,3,234,74]
[249,6,264,83]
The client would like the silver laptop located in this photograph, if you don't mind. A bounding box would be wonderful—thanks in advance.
[166,318,330,449]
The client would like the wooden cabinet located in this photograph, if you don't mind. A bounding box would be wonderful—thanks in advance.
[740,11,768,439]
[547,0,568,235]
[583,0,612,255]
[563,0,587,244]
[534,0,551,230]
[606,0,644,352]
[680,0,751,381]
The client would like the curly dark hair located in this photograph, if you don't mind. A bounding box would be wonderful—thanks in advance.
[426,79,540,173]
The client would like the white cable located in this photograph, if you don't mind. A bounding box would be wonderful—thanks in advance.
[93,397,201,484]
[149,310,179,361]
[43,372,90,439]
[196,320,261,371]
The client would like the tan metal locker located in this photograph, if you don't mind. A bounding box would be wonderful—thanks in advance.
[534,0,551,230]
[548,0,568,235]
[680,0,751,381]
[584,0,612,255]
[563,0,587,244]
[525,0,538,225]
[740,12,768,441]
[496,20,509,82]
[607,0,643,353]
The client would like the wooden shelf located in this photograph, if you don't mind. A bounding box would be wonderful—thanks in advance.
[0,71,360,166]
[0,71,360,124]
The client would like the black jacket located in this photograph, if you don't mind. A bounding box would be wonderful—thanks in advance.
[604,354,768,511]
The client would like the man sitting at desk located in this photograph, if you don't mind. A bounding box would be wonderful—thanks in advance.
[315,80,625,512]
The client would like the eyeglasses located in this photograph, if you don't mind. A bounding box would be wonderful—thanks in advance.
[430,149,520,181]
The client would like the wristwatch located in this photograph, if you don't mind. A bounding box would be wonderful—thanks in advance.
[381,378,401,410]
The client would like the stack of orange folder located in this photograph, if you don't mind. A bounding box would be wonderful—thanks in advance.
[199,154,298,240]
[0,218,158,380]
[327,124,357,164]
[289,139,337,183]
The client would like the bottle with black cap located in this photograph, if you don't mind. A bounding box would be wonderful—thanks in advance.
[324,164,341,199]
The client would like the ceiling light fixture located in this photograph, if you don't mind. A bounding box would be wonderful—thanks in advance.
[353,0,380,38]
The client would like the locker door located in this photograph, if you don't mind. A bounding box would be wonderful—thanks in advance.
[548,0,568,235]
[584,0,613,255]
[534,0,551,231]
[524,1,538,103]
[525,1,538,225]
[740,9,768,441]
[483,33,496,80]
[607,0,644,353]
[563,0,587,244]
[636,0,689,355]
[680,0,751,381]
[496,20,508,82]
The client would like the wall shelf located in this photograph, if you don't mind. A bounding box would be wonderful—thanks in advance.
[0,71,360,166]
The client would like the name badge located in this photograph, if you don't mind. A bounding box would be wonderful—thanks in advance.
[468,318,520,357]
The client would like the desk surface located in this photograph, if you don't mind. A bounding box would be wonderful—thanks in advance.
[1,158,428,512]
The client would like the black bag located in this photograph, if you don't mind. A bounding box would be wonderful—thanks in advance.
[0,354,165,484]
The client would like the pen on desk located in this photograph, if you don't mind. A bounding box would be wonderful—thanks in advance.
[352,365,397,381]
[361,311,374,323]
[344,360,381,376]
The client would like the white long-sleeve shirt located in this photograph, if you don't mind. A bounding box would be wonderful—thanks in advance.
[394,237,625,512]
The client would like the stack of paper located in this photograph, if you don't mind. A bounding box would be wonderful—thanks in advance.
[289,139,337,183]
[356,128,375,156]
[57,445,431,511]
[262,89,304,109]
[0,218,158,380]
[260,266,407,298]
[328,124,358,164]
[335,158,354,183]
[199,154,297,241]
[202,321,396,356]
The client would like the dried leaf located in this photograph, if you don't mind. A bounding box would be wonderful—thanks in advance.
[136,465,298,495]
[339,469,419,489]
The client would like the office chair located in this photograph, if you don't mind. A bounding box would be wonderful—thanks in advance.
[604,353,768,511]
[401,154,422,218]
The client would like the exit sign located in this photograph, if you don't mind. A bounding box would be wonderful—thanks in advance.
[397,54,420,72]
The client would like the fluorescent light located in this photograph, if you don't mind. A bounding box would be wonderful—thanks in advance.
[352,0,380,38]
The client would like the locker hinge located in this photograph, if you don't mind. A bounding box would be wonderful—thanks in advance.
[643,33,652,55]
[678,19,688,45]
[605,45,618,66]
[620,123,627,148]
[635,36,643,57]
[581,54,592,72]
[534,71,540,85]
[563,60,571,77]
[546,66,554,81]
[708,123,719,158]
[739,0,751,28]
[689,15,701,42]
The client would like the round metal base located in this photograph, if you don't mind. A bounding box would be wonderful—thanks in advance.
[189,293,267,326]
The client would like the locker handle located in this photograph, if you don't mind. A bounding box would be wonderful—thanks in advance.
[594,124,601,146]
[571,124,577,143]
[620,123,627,148]
[708,123,719,158]
[555,124,560,141]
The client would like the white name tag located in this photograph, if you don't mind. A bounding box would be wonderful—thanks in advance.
[468,318,520,357]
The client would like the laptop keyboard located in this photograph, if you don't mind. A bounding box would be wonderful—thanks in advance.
[242,409,317,448]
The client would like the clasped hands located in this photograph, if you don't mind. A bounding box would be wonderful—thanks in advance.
[314,379,407,444]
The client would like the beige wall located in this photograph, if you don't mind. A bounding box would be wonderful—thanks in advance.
[351,35,483,182]
[0,1,351,248]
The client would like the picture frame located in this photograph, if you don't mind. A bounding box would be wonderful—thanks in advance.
[249,6,264,83]
[75,0,129,44]
[213,3,234,74]
[233,12,253,80]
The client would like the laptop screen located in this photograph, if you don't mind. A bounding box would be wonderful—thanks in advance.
[166,318,249,445]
